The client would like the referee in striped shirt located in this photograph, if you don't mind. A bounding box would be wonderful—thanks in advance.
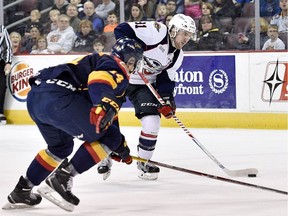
[0,24,13,124]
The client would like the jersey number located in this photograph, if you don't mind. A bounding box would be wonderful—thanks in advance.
[110,70,124,84]
[135,21,147,28]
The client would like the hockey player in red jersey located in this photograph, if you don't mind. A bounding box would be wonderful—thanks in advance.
[3,38,143,211]
[97,14,197,180]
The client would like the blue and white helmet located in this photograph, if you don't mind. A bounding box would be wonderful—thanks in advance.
[168,14,197,40]
[111,37,143,66]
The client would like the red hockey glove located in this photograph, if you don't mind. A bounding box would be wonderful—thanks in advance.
[110,153,132,164]
[90,102,117,134]
[111,135,133,165]
[158,96,176,119]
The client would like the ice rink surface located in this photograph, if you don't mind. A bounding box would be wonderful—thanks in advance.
[0,125,287,216]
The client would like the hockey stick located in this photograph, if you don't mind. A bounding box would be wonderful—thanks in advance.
[136,70,258,177]
[132,156,287,195]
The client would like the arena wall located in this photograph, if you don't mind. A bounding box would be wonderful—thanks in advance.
[4,51,288,129]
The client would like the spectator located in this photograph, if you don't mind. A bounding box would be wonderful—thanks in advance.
[46,14,77,53]
[30,36,54,54]
[165,0,178,14]
[270,0,288,33]
[184,0,202,20]
[69,0,85,19]
[0,24,13,124]
[66,3,81,33]
[158,0,185,13]
[128,3,147,21]
[137,0,156,19]
[72,20,98,53]
[104,10,119,33]
[163,12,176,26]
[262,24,286,50]
[82,1,105,34]
[260,0,280,18]
[93,37,106,52]
[213,0,238,20]
[95,0,116,20]
[155,3,167,22]
[197,15,224,50]
[22,9,43,37]
[9,32,23,54]
[201,2,222,31]
[235,17,269,50]
[21,24,42,53]
[50,0,69,14]
[201,1,214,16]
[42,9,61,36]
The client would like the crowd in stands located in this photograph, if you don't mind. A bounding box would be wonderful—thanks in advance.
[3,0,288,55]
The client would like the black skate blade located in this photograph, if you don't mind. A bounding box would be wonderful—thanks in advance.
[2,202,34,210]
[37,185,74,212]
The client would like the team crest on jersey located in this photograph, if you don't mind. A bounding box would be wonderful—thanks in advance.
[143,56,163,74]
[153,22,161,32]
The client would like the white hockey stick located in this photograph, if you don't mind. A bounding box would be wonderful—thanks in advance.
[137,70,258,177]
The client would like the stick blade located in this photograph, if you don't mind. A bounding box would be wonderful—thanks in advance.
[224,168,258,177]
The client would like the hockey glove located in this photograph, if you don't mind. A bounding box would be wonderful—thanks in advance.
[158,95,176,119]
[90,102,117,134]
[111,135,133,164]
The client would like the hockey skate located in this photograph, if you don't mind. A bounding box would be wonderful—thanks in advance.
[2,176,42,210]
[97,156,113,180]
[137,161,160,180]
[0,113,7,125]
[37,158,79,212]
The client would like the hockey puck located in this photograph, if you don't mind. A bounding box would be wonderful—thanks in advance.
[248,174,257,177]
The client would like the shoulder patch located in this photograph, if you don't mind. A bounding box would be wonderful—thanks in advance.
[153,22,161,32]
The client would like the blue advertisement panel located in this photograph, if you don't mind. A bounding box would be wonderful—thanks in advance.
[123,55,236,109]
[175,55,236,108]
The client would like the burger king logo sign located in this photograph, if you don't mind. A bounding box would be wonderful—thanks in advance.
[8,61,35,102]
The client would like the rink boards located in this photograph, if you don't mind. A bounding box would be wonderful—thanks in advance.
[4,51,288,129]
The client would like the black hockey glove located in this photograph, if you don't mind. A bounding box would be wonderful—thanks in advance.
[90,101,117,134]
[111,135,132,165]
[158,95,176,119]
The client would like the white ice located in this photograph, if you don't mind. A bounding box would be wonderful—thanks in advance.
[0,125,287,216]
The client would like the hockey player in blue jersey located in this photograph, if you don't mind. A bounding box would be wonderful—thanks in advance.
[97,14,197,180]
[4,37,143,211]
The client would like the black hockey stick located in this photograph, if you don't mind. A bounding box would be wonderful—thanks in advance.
[137,70,258,177]
[132,156,287,195]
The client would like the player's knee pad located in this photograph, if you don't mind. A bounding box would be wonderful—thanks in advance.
[141,115,160,134]
[139,115,160,151]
